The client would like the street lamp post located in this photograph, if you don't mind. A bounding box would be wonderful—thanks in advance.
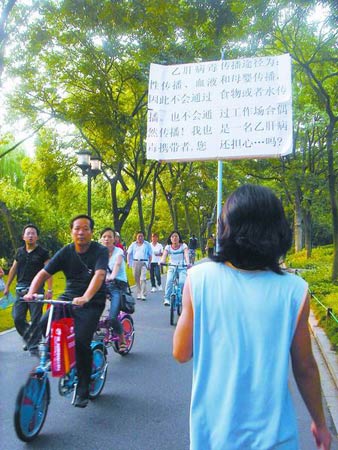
[76,150,102,217]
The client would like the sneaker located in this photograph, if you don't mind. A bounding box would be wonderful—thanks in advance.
[29,347,39,358]
[22,344,28,351]
[151,287,156,293]
[141,297,146,301]
[95,329,106,338]
[157,286,163,291]
[73,395,89,408]
[163,299,170,306]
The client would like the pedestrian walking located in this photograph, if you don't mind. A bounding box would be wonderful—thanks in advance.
[115,231,126,253]
[150,232,163,292]
[205,234,215,258]
[173,184,332,450]
[4,224,53,353]
[127,231,152,301]
[188,234,198,265]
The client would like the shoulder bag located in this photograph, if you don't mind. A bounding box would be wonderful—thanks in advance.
[120,284,135,314]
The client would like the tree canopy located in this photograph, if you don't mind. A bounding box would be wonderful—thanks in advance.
[0,0,337,280]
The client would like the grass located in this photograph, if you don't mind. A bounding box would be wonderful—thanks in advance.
[286,245,338,351]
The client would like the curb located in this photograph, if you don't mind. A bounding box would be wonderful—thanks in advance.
[309,310,338,434]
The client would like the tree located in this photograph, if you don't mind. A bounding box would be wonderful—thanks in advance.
[270,6,338,280]
[1,0,337,275]
[0,0,17,82]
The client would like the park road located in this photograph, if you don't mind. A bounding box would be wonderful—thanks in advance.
[0,275,337,450]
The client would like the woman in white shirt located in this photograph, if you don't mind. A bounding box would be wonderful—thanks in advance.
[100,228,127,351]
[160,230,190,306]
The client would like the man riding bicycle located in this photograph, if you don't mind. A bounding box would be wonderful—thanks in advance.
[24,215,108,409]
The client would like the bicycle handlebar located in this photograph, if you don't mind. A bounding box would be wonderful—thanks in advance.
[21,295,73,306]
[160,263,189,268]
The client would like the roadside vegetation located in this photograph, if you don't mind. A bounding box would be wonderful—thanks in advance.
[287,245,338,351]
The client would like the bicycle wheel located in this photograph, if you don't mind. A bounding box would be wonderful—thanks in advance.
[14,373,50,442]
[113,315,135,355]
[89,343,107,399]
[170,294,177,326]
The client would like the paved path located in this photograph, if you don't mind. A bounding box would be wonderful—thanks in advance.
[0,272,337,449]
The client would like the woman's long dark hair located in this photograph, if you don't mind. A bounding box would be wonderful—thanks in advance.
[167,230,183,245]
[213,184,292,274]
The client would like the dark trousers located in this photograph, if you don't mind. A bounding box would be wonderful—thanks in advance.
[74,304,103,397]
[12,289,43,346]
[150,263,161,287]
[32,301,104,397]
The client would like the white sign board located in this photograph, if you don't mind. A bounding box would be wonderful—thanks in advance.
[146,54,292,161]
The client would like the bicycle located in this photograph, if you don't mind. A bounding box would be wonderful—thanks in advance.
[95,308,135,356]
[14,297,108,442]
[162,263,187,326]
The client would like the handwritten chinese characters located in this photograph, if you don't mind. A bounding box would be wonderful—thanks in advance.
[146,54,292,161]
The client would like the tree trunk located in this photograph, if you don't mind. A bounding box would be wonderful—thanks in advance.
[0,200,17,254]
[326,120,338,282]
[0,0,17,82]
[294,189,303,252]
[146,177,157,240]
[184,202,191,235]
[137,191,145,233]
[303,209,312,258]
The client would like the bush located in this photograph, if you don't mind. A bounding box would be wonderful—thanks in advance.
[287,245,338,351]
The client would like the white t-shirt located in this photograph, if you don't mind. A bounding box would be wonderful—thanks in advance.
[151,242,163,263]
[133,243,147,260]
[108,246,127,282]
[165,243,188,266]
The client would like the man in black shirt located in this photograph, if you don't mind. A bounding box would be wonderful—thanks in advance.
[4,224,53,351]
[25,215,108,408]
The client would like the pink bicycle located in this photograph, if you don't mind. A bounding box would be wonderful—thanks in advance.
[95,310,135,355]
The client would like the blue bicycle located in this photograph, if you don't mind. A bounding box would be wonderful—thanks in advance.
[163,264,187,326]
[14,297,107,442]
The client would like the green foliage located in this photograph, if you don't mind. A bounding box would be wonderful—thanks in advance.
[0,1,336,280]
[0,139,26,187]
[287,245,338,350]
